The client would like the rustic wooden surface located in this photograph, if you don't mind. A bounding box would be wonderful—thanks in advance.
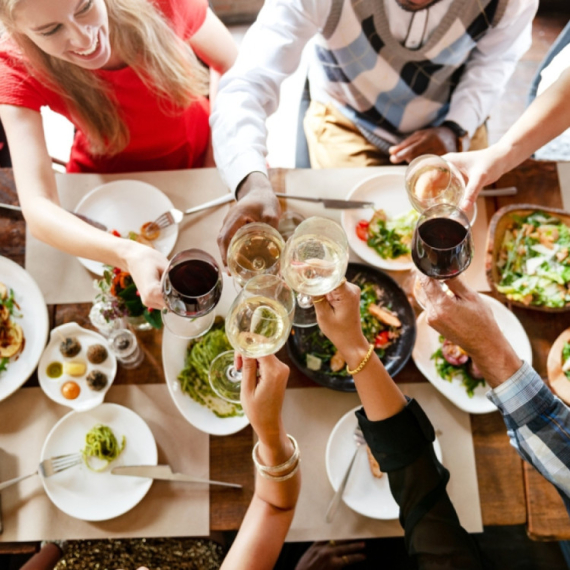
[1,161,566,546]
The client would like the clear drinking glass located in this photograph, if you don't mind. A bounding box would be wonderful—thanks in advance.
[209,274,295,403]
[281,216,349,326]
[108,328,144,369]
[227,222,285,288]
[161,249,222,339]
[405,155,465,213]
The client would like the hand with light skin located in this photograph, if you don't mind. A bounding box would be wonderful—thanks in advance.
[417,274,522,387]
[217,172,281,267]
[389,126,458,165]
[294,540,366,569]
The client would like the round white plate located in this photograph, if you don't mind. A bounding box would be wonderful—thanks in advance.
[38,322,117,411]
[162,273,250,436]
[0,256,49,402]
[341,172,477,272]
[41,403,157,521]
[412,294,532,414]
[326,406,442,520]
[74,180,178,275]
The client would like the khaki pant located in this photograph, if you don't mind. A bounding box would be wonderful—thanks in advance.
[303,100,487,169]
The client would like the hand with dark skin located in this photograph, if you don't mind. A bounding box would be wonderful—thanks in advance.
[217,172,281,266]
[294,541,366,570]
[388,126,458,164]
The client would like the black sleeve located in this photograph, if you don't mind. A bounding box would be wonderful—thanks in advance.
[356,399,489,570]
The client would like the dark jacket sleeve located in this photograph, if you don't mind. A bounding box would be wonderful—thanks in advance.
[356,399,489,570]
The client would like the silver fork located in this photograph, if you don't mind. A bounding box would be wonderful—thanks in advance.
[152,193,235,230]
[0,453,83,492]
[325,425,366,523]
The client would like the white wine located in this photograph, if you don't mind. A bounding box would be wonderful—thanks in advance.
[407,164,464,212]
[227,225,284,287]
[226,295,291,358]
[282,234,348,296]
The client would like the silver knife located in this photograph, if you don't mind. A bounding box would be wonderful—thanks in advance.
[274,193,374,209]
[111,465,242,489]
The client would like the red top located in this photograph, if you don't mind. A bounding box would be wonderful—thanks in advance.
[0,0,209,173]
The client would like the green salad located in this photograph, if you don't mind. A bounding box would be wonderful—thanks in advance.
[496,212,570,308]
[178,321,243,419]
[563,342,570,380]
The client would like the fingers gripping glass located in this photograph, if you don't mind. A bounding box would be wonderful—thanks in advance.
[209,275,295,403]
[161,249,222,339]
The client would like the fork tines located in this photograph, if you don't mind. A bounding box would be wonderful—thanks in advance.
[40,453,83,478]
[152,211,175,230]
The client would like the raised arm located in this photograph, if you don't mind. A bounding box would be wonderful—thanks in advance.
[221,355,300,570]
[0,104,167,308]
[313,283,486,569]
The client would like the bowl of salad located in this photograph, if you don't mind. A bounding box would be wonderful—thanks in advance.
[487,205,570,311]
[286,263,416,391]
[547,327,570,405]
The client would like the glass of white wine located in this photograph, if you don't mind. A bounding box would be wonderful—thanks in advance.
[405,155,465,213]
[281,216,349,327]
[209,274,295,403]
[227,222,285,289]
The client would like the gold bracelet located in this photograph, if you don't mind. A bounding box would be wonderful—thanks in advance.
[252,434,299,475]
[346,344,375,376]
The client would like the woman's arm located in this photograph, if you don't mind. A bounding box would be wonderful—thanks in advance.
[221,355,301,570]
[0,104,168,308]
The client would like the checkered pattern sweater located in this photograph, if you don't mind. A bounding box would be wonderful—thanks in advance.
[308,0,508,145]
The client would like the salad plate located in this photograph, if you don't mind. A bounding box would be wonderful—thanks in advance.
[487,205,570,311]
[412,294,532,414]
[0,256,49,402]
[41,403,157,521]
[74,180,178,275]
[341,172,477,272]
[326,406,442,520]
[162,273,250,436]
[547,327,570,405]
[38,322,117,411]
[287,263,416,392]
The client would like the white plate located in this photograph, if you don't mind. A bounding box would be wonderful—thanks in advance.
[162,273,250,436]
[41,403,157,521]
[0,256,49,402]
[341,173,477,271]
[38,322,117,411]
[412,295,532,414]
[74,180,178,275]
[326,406,442,520]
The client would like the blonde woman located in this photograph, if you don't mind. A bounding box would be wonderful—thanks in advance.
[0,0,237,307]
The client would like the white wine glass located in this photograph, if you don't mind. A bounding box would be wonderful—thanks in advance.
[209,274,295,403]
[281,216,349,327]
[161,249,222,339]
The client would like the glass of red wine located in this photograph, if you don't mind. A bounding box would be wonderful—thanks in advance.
[161,249,222,338]
[412,204,474,280]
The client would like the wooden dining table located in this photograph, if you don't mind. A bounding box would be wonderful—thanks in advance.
[0,159,569,554]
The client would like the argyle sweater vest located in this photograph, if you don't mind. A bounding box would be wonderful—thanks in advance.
[308,0,508,144]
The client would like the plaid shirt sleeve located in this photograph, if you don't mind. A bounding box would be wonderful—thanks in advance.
[487,361,570,504]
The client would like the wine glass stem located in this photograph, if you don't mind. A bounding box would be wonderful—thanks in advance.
[296,293,314,309]
[227,365,242,383]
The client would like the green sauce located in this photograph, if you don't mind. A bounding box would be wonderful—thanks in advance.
[46,361,63,379]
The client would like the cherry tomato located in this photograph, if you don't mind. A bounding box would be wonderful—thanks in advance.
[374,331,390,348]
[357,220,369,229]
[111,229,121,237]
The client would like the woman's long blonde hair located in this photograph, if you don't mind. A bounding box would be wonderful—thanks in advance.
[0,0,209,155]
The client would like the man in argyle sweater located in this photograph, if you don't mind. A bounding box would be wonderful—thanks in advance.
[211,0,537,261]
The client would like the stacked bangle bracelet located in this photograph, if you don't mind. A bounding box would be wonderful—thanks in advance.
[252,434,300,481]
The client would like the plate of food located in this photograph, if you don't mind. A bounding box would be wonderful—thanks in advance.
[0,256,49,402]
[547,327,570,404]
[341,172,477,271]
[40,402,157,521]
[38,322,117,411]
[326,405,442,520]
[412,294,532,414]
[287,263,416,391]
[74,180,178,275]
[162,273,250,436]
[487,205,570,311]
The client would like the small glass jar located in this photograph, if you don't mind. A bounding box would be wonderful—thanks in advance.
[108,328,144,369]
[89,301,124,338]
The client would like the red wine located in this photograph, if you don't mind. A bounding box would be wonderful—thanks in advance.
[412,217,472,279]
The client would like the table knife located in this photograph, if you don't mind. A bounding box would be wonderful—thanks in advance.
[111,465,242,489]
[274,193,375,209]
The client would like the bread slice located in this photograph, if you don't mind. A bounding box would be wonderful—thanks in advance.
[366,446,383,478]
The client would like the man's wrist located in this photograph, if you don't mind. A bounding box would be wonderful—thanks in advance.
[470,342,522,388]
[236,171,272,200]
[441,120,468,152]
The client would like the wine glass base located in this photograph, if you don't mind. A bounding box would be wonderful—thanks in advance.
[209,350,242,404]
[162,310,216,339]
[292,304,317,328]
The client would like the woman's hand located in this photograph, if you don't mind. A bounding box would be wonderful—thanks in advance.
[239,354,290,443]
